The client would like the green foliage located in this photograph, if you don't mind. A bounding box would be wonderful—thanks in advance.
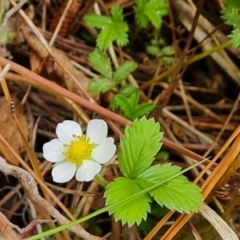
[222,0,240,47]
[0,1,9,19]
[156,151,169,161]
[147,39,175,66]
[110,85,155,121]
[134,0,168,29]
[87,50,153,120]
[88,48,112,78]
[0,1,14,43]
[118,117,162,178]
[87,49,137,93]
[105,117,203,226]
[84,5,129,50]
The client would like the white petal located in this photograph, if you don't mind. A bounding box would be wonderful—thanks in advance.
[86,119,107,144]
[76,160,101,182]
[43,139,65,162]
[52,162,76,183]
[56,120,82,143]
[92,137,116,164]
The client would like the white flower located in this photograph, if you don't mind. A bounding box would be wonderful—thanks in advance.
[43,119,116,183]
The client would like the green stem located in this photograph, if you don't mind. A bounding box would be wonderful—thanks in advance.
[94,174,108,187]
[24,159,207,240]
[140,41,232,90]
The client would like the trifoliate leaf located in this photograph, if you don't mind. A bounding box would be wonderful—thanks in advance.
[111,88,139,115]
[84,5,129,50]
[88,49,112,78]
[113,61,137,84]
[87,77,114,93]
[137,164,202,213]
[119,117,163,178]
[111,90,155,120]
[105,177,151,226]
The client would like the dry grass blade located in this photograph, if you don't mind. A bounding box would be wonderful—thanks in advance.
[199,202,238,240]
[150,126,240,239]
[0,156,102,240]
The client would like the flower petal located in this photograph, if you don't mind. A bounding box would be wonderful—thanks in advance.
[43,139,65,162]
[86,119,107,144]
[76,160,101,182]
[56,120,82,143]
[52,162,76,183]
[92,137,116,164]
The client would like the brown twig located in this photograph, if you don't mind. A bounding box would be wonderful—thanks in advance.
[0,156,102,240]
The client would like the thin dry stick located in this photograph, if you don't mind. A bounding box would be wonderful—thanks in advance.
[159,118,200,177]
[160,128,240,240]
[0,156,101,240]
[159,82,225,123]
[0,63,11,81]
[9,0,93,102]
[179,79,194,126]
[199,202,238,240]
[2,61,205,162]
[162,108,215,145]
[203,91,240,157]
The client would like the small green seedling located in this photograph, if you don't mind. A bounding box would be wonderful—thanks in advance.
[84,5,129,50]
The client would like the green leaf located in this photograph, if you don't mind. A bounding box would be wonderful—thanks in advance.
[135,0,149,28]
[132,102,155,119]
[111,23,129,46]
[88,49,112,78]
[145,0,168,29]
[111,94,132,114]
[135,0,168,29]
[97,25,115,50]
[119,117,163,178]
[222,0,240,28]
[83,14,112,28]
[146,45,160,56]
[128,88,139,107]
[113,61,138,84]
[104,177,151,226]
[111,5,124,22]
[137,164,202,213]
[87,77,114,93]
[161,46,174,56]
[84,5,129,50]
[221,0,240,48]
[119,84,137,96]
[228,28,240,48]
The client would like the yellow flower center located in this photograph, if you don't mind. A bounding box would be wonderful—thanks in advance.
[63,134,96,165]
